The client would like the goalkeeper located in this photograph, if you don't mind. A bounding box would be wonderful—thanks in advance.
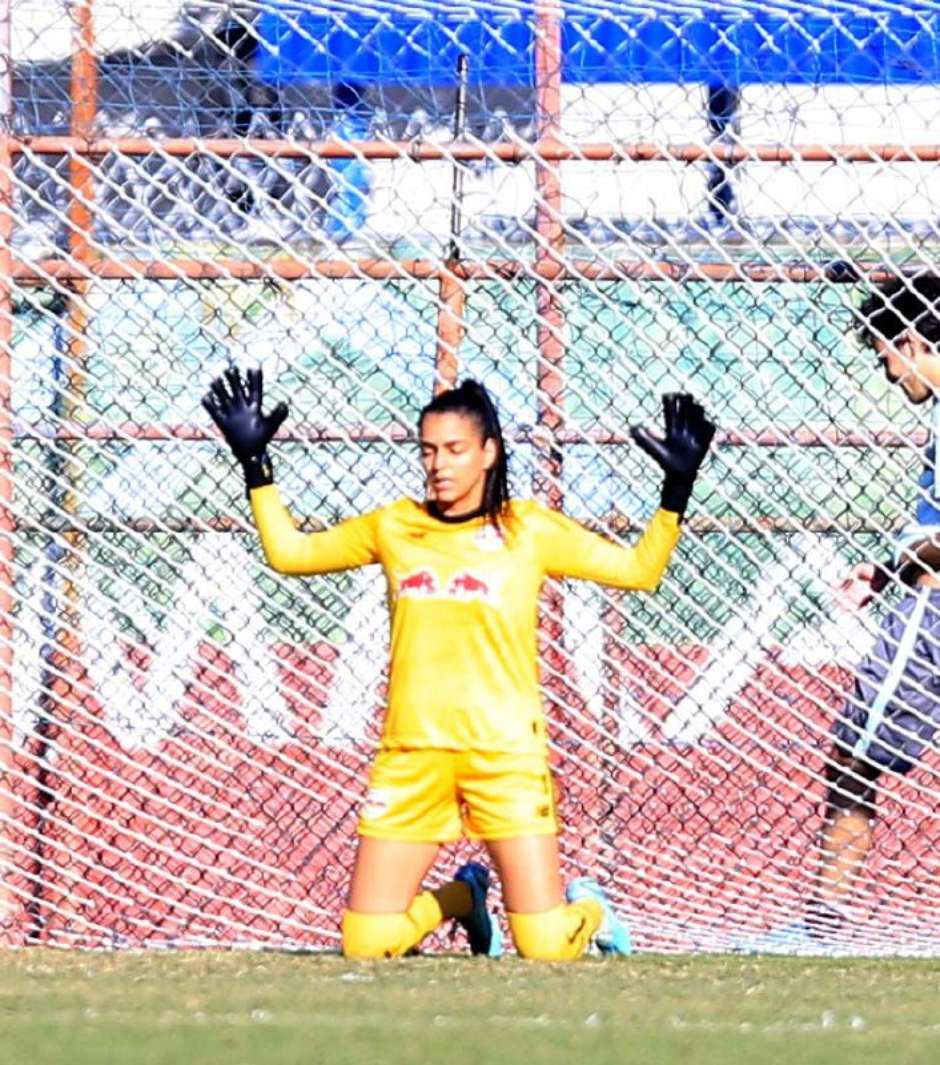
[203,371,714,960]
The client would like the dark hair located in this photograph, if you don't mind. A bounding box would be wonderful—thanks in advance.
[856,275,940,350]
[418,379,510,528]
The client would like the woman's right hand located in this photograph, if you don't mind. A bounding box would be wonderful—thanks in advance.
[202,367,288,489]
[630,392,716,516]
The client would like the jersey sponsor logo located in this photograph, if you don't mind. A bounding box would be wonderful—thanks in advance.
[395,568,498,604]
[396,568,438,598]
[446,570,495,603]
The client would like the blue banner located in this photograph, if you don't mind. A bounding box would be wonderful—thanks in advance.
[257,4,940,85]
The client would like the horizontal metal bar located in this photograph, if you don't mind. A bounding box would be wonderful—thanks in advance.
[10,514,902,536]
[14,515,254,534]
[13,256,886,284]
[9,134,940,165]
[13,423,929,449]
[16,256,441,282]
[15,422,416,443]
[607,514,896,535]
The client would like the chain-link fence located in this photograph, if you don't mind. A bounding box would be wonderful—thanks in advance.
[2,0,940,953]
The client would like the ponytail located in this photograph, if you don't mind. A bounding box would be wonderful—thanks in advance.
[418,380,511,529]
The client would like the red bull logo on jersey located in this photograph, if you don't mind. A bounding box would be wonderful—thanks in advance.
[394,568,498,604]
[446,570,496,603]
[396,569,438,599]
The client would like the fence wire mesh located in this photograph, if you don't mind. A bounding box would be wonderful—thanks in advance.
[2,0,940,954]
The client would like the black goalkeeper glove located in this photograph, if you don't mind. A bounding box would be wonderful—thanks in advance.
[630,392,716,516]
[202,366,288,492]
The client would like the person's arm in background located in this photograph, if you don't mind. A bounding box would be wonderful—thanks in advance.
[886,523,940,587]
[830,560,895,612]
[904,537,940,577]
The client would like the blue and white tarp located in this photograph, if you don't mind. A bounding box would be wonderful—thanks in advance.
[256,1,940,86]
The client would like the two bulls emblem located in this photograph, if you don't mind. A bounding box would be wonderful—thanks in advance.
[397,569,493,602]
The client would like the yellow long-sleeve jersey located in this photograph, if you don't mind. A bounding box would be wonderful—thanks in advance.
[250,485,681,754]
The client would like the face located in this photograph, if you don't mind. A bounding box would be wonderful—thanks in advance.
[875,333,940,405]
[419,411,497,515]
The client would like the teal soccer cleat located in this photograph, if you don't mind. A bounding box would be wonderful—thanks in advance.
[454,862,503,958]
[566,876,633,956]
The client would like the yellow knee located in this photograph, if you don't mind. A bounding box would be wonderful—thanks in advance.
[508,900,603,961]
[342,892,443,959]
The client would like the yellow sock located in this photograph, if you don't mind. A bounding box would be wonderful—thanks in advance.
[342,891,444,959]
[508,900,603,961]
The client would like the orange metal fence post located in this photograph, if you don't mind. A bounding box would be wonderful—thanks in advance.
[25,0,100,943]
[533,0,580,787]
[434,53,470,394]
[534,1,610,870]
[0,0,18,939]
[534,0,566,515]
[68,0,97,271]
[65,0,97,387]
[435,271,464,392]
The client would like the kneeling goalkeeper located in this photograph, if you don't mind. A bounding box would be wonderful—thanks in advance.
[204,370,714,960]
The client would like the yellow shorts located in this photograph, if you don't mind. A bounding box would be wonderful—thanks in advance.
[357,748,559,843]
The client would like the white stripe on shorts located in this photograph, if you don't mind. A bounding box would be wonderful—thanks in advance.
[853,586,930,759]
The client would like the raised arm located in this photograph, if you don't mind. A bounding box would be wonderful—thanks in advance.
[539,392,715,590]
[203,366,379,575]
[249,485,379,575]
[538,506,681,591]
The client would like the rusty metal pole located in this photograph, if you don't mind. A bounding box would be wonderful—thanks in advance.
[61,0,97,659]
[532,3,608,875]
[533,0,579,786]
[434,53,470,393]
[435,272,464,392]
[0,0,18,940]
[25,0,100,942]
[68,0,97,271]
[534,2,566,511]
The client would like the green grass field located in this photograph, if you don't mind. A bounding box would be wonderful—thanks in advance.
[3,951,940,1065]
